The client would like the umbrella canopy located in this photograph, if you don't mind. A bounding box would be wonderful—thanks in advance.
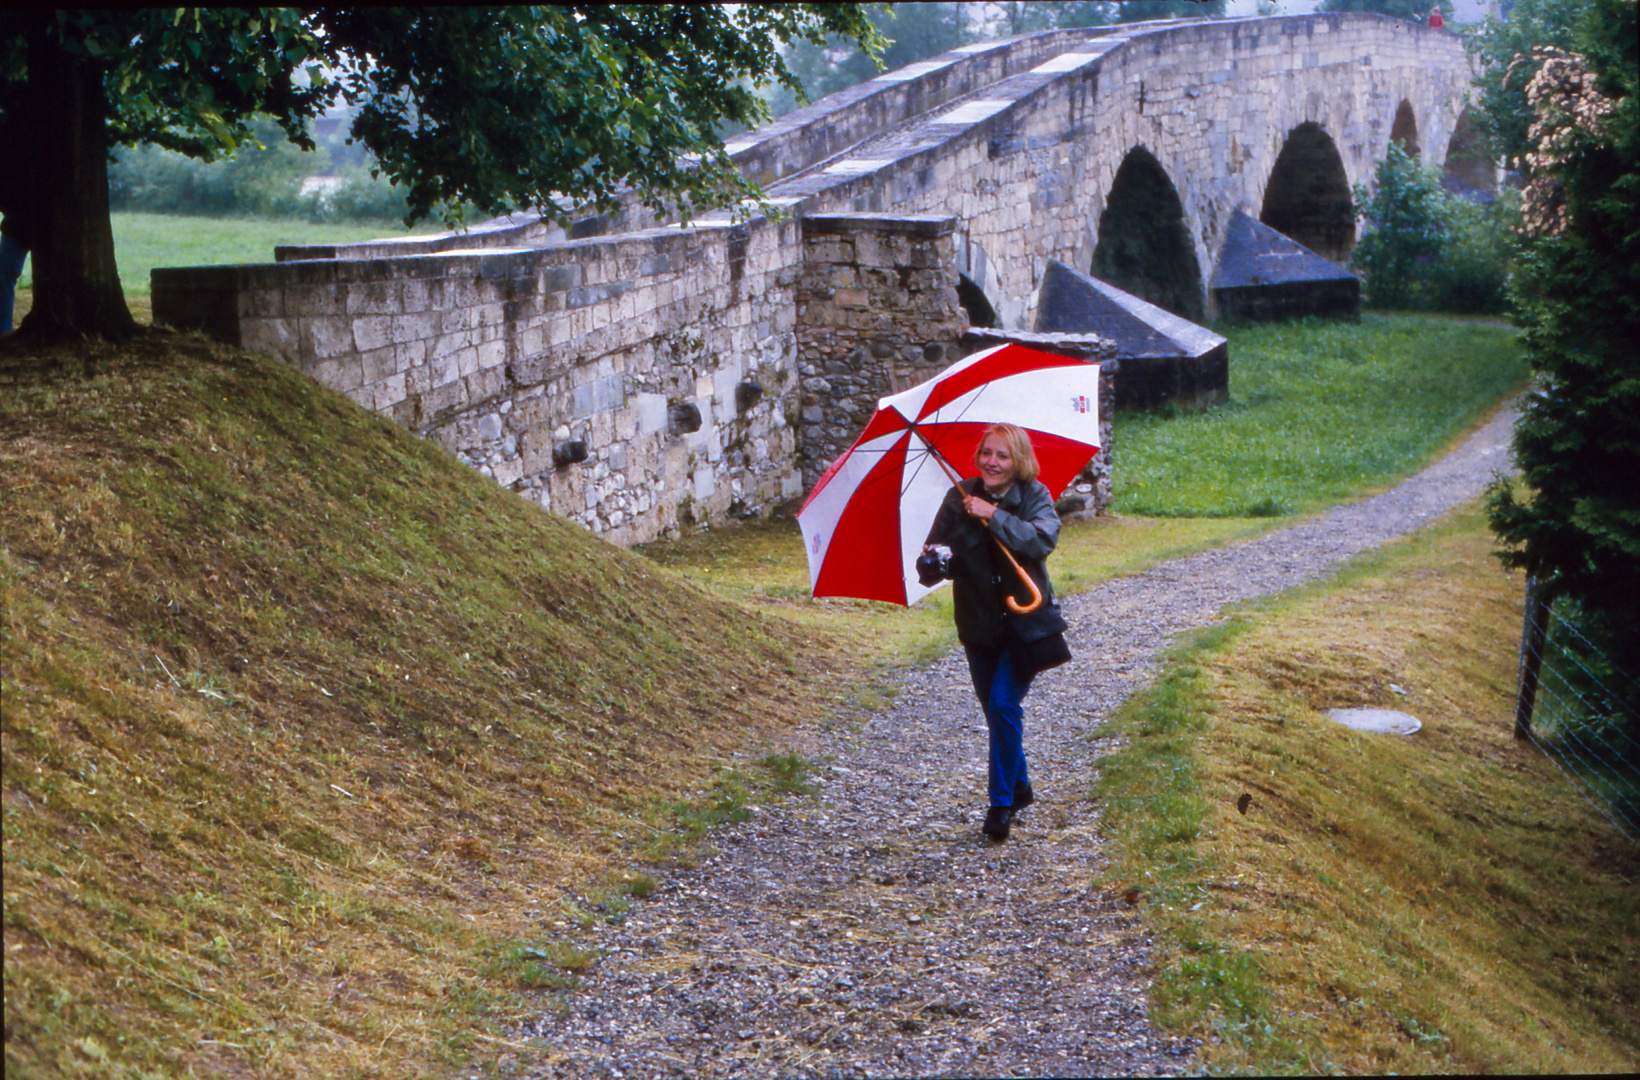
[797,343,1102,606]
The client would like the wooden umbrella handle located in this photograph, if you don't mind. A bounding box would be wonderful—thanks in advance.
[993,536,1044,614]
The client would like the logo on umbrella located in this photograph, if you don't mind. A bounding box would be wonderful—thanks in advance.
[1071,395,1090,414]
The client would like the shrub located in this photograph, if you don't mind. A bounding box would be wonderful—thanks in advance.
[109,143,240,216]
[108,112,444,226]
[1351,143,1448,309]
[1426,192,1518,314]
[318,170,415,225]
[1351,143,1518,314]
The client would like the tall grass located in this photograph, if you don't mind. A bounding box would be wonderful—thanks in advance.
[1115,314,1526,518]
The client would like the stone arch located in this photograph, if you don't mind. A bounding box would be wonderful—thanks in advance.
[1442,107,1496,199]
[1091,146,1204,321]
[957,273,999,328]
[955,235,1005,328]
[1390,99,1421,158]
[1260,122,1355,263]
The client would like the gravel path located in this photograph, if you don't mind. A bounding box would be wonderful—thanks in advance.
[512,404,1517,1079]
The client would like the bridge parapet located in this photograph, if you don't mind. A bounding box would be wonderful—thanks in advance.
[160,215,816,543]
[274,23,1153,263]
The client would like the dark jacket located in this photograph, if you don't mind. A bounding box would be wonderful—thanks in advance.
[925,476,1060,651]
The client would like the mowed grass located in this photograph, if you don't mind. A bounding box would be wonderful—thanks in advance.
[1095,505,1640,1073]
[1116,314,1526,518]
[0,332,867,1078]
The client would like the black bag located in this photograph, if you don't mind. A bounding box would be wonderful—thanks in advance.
[1007,601,1072,674]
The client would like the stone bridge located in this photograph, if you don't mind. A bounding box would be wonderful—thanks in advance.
[154,12,1482,546]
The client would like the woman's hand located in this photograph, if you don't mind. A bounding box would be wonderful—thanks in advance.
[963,493,997,522]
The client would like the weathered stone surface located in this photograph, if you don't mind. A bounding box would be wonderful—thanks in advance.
[1034,259,1228,410]
[1210,209,1362,321]
[795,214,972,495]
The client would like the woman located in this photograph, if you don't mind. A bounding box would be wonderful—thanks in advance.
[922,423,1061,842]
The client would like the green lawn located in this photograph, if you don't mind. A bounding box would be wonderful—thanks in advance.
[16,211,447,296]
[1114,314,1527,518]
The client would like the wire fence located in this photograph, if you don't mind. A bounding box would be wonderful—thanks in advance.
[1516,582,1640,845]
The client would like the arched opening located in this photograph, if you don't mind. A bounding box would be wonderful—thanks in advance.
[957,273,998,328]
[1390,100,1421,158]
[1443,108,1496,200]
[1091,147,1203,321]
[1260,122,1355,263]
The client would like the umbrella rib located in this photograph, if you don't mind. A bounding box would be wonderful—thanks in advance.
[903,422,964,487]
[825,419,965,501]
[908,375,1004,484]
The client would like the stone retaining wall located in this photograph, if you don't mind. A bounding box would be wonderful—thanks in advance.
[156,219,809,546]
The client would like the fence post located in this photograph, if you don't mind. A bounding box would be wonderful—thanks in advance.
[1516,574,1550,741]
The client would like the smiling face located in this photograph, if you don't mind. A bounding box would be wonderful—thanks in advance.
[976,433,1019,492]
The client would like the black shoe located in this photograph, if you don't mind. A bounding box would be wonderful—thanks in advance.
[983,805,1013,842]
[1014,782,1035,812]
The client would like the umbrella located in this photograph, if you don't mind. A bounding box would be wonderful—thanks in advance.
[797,342,1102,607]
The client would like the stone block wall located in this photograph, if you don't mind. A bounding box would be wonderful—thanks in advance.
[154,219,809,546]
[794,214,971,493]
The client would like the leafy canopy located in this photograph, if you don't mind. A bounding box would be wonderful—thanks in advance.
[1485,0,1640,676]
[1,6,886,229]
[1464,0,1590,167]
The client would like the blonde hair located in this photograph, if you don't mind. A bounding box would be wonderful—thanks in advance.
[972,423,1040,483]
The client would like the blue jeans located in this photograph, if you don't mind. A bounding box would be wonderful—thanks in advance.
[1,232,27,334]
[964,644,1034,808]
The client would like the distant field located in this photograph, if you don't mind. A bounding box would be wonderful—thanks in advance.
[15,211,448,296]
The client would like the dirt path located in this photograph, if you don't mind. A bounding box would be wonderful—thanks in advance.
[513,404,1518,1079]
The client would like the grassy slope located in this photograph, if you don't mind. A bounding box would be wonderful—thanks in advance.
[1096,506,1640,1073]
[0,332,861,1078]
[5,309,1595,1077]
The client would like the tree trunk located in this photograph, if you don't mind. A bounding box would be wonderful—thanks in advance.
[13,30,136,339]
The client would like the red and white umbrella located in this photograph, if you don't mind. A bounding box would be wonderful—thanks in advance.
[797,343,1102,606]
